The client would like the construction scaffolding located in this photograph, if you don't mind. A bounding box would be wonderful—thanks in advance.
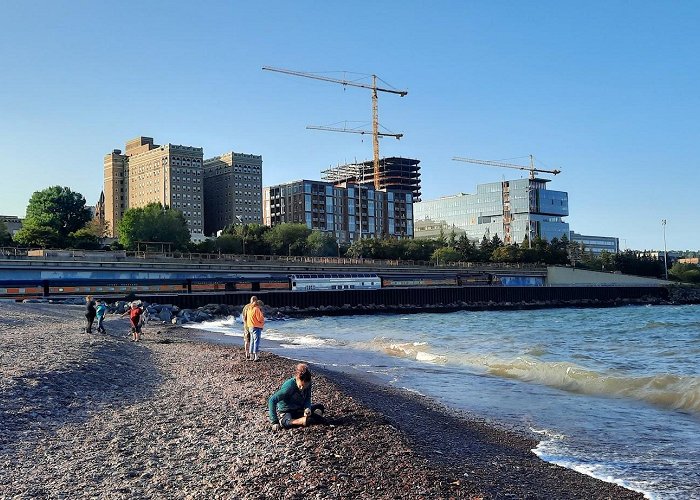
[321,157,421,201]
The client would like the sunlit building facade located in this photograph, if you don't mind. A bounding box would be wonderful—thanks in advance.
[414,178,569,244]
[263,180,413,243]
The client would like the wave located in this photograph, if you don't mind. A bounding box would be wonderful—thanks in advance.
[486,358,700,414]
[189,316,338,348]
[364,338,447,364]
[362,337,700,414]
[532,439,657,499]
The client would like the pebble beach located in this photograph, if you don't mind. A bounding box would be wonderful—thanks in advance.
[0,301,643,499]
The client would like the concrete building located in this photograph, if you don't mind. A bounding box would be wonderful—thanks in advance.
[104,137,205,241]
[321,157,422,201]
[263,179,413,243]
[0,215,23,237]
[569,231,619,255]
[414,178,569,244]
[203,152,262,236]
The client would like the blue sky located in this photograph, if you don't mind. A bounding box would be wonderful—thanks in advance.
[1,1,698,250]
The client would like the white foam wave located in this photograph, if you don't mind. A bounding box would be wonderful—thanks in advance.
[532,441,657,499]
[364,338,447,364]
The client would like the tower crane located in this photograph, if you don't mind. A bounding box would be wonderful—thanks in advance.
[262,66,407,189]
[451,155,561,179]
[451,155,563,246]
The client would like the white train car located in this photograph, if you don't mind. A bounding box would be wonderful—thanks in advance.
[289,273,381,291]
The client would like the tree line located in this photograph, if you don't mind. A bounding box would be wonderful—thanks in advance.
[4,185,695,282]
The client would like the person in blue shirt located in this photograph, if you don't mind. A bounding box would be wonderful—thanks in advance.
[95,300,108,334]
[268,363,326,430]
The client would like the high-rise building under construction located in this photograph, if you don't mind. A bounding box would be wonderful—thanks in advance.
[321,157,421,202]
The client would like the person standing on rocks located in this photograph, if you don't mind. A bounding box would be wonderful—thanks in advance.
[268,363,327,430]
[83,295,96,334]
[95,299,107,334]
[241,295,257,360]
[246,299,265,361]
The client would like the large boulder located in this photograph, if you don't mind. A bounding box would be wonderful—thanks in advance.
[158,308,173,322]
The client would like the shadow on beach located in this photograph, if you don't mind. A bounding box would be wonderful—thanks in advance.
[0,338,162,446]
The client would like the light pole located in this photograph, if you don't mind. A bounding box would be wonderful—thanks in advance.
[236,215,245,255]
[662,219,668,280]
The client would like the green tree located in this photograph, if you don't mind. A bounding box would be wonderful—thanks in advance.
[117,203,191,250]
[13,226,61,248]
[432,246,462,264]
[264,223,311,256]
[669,262,700,283]
[68,227,101,249]
[491,244,521,263]
[22,186,91,241]
[0,219,11,246]
[447,227,457,248]
[455,234,480,261]
[306,231,338,257]
[215,234,243,254]
[223,223,271,255]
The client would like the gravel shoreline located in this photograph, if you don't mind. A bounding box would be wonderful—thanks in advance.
[1,302,643,499]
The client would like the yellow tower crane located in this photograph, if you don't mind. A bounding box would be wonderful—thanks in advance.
[262,66,407,189]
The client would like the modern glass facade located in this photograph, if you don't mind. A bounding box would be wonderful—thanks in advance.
[569,232,619,255]
[263,180,413,243]
[414,178,569,244]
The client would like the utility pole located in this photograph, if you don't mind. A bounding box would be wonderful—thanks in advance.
[662,219,668,280]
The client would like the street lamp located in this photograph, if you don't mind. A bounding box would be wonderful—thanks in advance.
[236,215,246,255]
[662,219,668,280]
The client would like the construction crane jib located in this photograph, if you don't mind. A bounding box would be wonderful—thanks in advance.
[262,66,407,189]
[451,155,561,179]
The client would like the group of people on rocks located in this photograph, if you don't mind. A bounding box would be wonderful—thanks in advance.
[240,295,329,431]
[82,295,144,341]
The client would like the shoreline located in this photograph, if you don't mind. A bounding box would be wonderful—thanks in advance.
[183,324,650,499]
[1,302,644,498]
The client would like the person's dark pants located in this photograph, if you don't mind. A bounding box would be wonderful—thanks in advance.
[84,314,95,333]
[279,403,326,428]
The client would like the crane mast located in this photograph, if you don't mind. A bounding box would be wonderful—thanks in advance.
[263,66,407,189]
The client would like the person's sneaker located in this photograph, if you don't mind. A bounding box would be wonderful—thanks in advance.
[254,354,259,362]
[313,408,324,417]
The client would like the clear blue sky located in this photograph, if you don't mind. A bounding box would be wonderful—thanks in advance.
[1,1,698,250]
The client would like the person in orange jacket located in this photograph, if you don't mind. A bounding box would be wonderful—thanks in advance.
[241,295,257,360]
[246,299,265,361]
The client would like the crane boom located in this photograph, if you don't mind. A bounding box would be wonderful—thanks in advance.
[262,66,408,96]
[263,66,407,189]
[452,155,561,178]
[306,125,403,139]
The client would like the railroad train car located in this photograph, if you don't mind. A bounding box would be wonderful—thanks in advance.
[0,271,540,300]
[381,272,493,288]
[290,273,381,291]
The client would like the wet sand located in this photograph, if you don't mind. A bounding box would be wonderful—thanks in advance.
[0,302,642,499]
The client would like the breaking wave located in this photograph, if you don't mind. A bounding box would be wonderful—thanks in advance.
[485,357,700,414]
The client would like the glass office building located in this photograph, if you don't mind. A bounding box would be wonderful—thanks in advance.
[414,178,568,244]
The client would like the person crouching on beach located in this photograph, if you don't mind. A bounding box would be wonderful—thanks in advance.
[122,302,144,342]
[246,299,265,361]
[84,295,96,334]
[95,299,107,334]
[268,363,326,431]
[241,295,257,360]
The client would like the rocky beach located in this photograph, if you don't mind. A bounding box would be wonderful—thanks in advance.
[1,301,643,499]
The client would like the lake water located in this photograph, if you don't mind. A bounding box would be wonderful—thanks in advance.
[191,304,700,499]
